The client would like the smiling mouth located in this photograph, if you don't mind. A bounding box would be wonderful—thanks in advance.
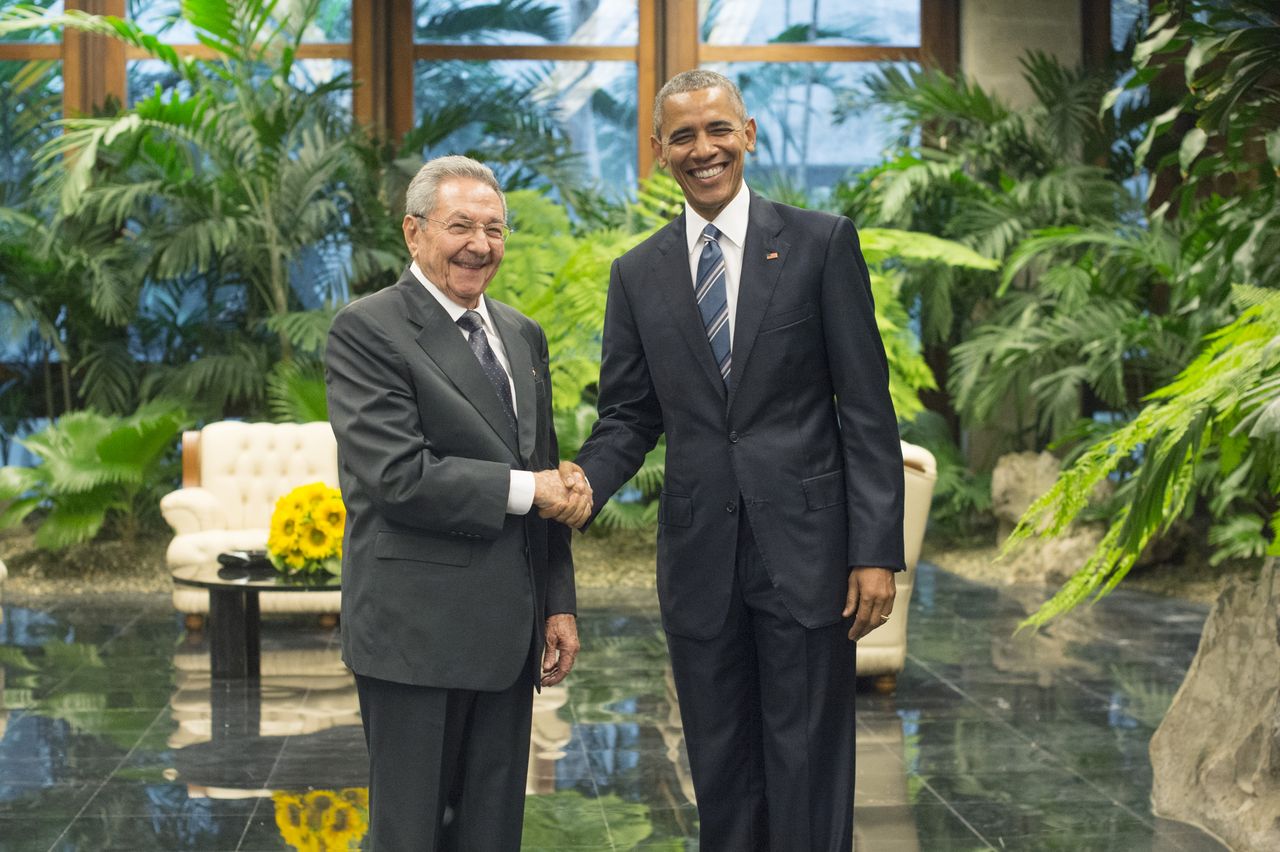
[689,164,727,180]
[453,256,489,270]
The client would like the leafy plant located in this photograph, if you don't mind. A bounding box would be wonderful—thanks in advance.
[0,0,401,422]
[1007,1,1280,625]
[0,401,187,549]
[1009,287,1279,627]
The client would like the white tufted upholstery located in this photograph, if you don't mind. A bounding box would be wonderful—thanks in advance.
[855,441,938,682]
[161,422,342,618]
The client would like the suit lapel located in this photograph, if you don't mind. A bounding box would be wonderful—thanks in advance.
[398,275,521,458]
[654,214,729,403]
[728,193,788,409]
[488,301,537,465]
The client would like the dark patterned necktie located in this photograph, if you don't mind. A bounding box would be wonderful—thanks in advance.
[457,310,517,430]
[696,223,731,387]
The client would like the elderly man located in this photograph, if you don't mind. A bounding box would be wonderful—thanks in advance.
[571,71,906,850]
[325,155,589,850]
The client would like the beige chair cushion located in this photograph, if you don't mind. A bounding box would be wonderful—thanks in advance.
[855,441,938,677]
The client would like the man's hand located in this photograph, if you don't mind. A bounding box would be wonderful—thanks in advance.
[541,613,579,686]
[533,462,592,528]
[843,566,896,641]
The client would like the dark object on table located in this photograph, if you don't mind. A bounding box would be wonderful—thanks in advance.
[217,550,276,581]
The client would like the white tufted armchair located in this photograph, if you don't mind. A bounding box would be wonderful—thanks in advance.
[160,421,342,630]
[854,441,938,692]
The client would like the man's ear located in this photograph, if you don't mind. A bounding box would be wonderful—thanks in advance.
[649,135,667,169]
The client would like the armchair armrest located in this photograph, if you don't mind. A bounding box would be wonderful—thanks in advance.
[160,487,229,535]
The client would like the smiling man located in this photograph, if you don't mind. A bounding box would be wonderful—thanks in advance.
[325,155,589,850]
[571,71,906,850]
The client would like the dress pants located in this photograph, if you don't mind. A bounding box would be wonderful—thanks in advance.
[665,514,858,852]
[355,672,533,852]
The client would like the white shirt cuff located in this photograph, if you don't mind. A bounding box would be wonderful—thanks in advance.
[508,469,535,514]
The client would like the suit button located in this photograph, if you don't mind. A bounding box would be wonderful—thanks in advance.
[728,431,739,443]
[725,502,736,514]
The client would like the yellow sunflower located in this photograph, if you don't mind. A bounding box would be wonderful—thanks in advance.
[298,521,333,561]
[313,496,346,536]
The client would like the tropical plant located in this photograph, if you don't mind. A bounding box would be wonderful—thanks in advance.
[0,0,402,422]
[1010,287,1279,627]
[835,50,1160,455]
[1008,0,1280,625]
[0,401,187,549]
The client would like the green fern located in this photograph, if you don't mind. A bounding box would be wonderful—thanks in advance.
[1010,289,1280,627]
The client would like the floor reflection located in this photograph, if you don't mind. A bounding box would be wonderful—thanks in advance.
[0,566,1231,851]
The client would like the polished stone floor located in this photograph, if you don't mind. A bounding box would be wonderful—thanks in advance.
[0,563,1229,851]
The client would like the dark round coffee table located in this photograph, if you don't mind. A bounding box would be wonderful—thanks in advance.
[173,562,341,678]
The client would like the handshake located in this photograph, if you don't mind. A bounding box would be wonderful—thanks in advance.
[532,461,592,529]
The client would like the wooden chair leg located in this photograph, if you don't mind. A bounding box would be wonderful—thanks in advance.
[872,674,897,695]
[184,613,205,632]
[318,613,339,629]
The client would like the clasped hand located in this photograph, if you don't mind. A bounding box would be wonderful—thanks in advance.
[532,461,592,529]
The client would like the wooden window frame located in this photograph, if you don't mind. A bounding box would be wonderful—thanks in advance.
[2,0,963,183]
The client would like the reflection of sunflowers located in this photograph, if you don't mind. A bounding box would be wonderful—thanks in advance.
[274,787,368,851]
[267,482,345,577]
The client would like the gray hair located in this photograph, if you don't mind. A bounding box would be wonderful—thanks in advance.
[404,155,506,219]
[652,69,749,138]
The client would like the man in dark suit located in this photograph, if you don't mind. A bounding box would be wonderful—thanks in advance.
[572,71,906,851]
[325,155,590,851]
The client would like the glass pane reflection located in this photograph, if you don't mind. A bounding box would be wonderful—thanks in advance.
[701,0,920,47]
[413,59,638,194]
[128,0,352,42]
[711,61,915,197]
[415,0,637,45]
[128,58,353,110]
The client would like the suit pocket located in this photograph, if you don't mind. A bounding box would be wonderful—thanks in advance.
[802,470,846,511]
[375,530,472,566]
[658,492,693,527]
[758,302,815,334]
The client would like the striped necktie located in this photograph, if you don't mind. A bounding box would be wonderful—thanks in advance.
[695,223,731,387]
[457,310,517,431]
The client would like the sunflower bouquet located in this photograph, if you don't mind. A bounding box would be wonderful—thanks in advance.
[267,482,345,577]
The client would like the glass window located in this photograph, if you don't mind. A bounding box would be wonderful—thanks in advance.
[128,0,350,42]
[701,0,920,47]
[129,58,352,110]
[711,61,915,197]
[414,0,636,46]
[413,59,637,194]
[1,0,62,43]
[1112,0,1145,50]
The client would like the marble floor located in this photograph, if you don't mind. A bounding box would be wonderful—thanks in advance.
[0,563,1229,851]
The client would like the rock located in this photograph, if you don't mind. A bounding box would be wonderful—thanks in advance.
[1150,557,1280,851]
[1000,524,1106,587]
[991,451,1062,540]
[990,451,1109,586]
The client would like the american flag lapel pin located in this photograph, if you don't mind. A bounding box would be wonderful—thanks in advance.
[766,251,778,260]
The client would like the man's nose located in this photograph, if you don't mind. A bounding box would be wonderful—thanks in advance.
[691,130,716,159]
[464,226,490,251]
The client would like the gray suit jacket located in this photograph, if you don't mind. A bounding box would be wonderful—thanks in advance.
[326,268,574,691]
[577,192,904,640]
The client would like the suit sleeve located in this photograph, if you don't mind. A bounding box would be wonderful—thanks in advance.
[537,322,577,616]
[822,216,906,571]
[325,303,511,539]
[575,257,666,517]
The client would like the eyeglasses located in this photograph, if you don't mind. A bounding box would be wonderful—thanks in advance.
[414,215,513,243]
[661,124,746,150]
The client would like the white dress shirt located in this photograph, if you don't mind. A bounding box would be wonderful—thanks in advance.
[684,181,751,346]
[410,262,536,515]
